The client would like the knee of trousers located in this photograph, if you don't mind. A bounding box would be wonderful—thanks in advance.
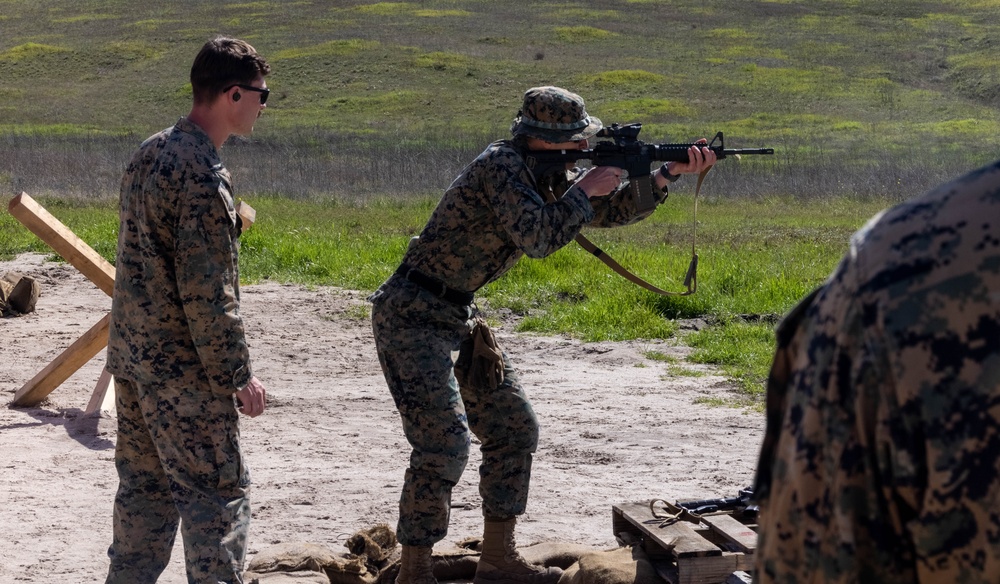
[410,437,471,486]
[439,444,471,485]
[481,410,540,456]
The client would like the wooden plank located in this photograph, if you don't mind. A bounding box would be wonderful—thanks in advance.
[12,314,110,406]
[236,201,256,230]
[678,554,741,584]
[83,367,115,415]
[701,514,757,554]
[612,502,721,558]
[7,192,116,296]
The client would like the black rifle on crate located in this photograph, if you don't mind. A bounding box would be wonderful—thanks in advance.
[676,486,758,519]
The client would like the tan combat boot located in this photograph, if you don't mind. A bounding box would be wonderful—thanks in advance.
[396,545,438,584]
[473,518,563,584]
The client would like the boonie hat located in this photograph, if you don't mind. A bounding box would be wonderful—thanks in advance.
[510,86,602,143]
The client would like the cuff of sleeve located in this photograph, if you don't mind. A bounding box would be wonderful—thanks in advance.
[218,362,253,396]
[564,185,596,223]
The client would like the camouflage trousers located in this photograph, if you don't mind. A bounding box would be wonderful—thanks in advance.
[370,275,540,547]
[106,377,250,584]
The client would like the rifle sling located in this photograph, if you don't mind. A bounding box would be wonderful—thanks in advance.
[576,165,712,297]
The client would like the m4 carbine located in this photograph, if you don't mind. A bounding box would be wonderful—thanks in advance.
[676,486,758,519]
[524,123,774,213]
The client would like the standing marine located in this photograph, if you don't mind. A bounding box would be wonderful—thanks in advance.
[104,36,270,583]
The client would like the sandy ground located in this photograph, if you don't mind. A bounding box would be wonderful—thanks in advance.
[0,252,765,583]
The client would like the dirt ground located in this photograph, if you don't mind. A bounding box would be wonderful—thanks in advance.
[0,252,765,583]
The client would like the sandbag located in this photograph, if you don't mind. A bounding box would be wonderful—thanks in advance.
[247,524,402,584]
[0,272,40,316]
[244,571,331,583]
[247,542,343,575]
[558,545,663,584]
[521,541,603,570]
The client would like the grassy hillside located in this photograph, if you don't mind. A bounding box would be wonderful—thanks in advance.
[4,1,997,398]
[1,0,999,199]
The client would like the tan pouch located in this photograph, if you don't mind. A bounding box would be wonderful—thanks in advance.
[8,273,40,314]
[455,317,504,390]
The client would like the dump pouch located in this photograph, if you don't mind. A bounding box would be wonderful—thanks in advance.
[454,317,505,391]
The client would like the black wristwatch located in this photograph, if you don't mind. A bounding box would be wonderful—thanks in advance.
[658,163,681,183]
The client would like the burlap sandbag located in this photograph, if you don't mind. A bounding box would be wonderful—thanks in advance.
[328,523,398,584]
[245,541,374,584]
[558,545,663,584]
[454,317,504,390]
[244,571,332,584]
[247,542,344,575]
[0,272,40,316]
[247,525,403,584]
[521,541,603,570]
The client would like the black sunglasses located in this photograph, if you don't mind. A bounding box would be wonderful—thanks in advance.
[226,84,269,105]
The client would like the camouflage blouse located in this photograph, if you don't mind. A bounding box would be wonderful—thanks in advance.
[107,117,252,396]
[754,160,1000,583]
[399,139,666,292]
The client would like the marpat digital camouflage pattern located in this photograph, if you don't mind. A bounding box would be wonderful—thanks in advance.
[509,86,602,143]
[107,378,249,583]
[370,138,666,546]
[107,117,252,395]
[754,160,1000,583]
[105,117,252,583]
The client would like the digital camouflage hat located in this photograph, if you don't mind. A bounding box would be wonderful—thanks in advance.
[510,86,602,143]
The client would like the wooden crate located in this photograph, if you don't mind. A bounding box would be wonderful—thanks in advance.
[612,501,757,584]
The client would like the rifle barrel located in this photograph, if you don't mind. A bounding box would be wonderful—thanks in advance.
[724,148,774,155]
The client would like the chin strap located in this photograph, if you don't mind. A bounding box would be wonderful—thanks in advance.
[575,165,712,296]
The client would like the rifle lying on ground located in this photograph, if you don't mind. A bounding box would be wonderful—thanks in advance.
[676,486,758,519]
[524,123,774,297]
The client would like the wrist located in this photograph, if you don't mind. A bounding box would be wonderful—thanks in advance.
[658,163,681,183]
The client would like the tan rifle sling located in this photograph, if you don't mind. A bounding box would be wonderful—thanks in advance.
[574,165,712,296]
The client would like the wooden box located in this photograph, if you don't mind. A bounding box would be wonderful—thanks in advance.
[612,501,757,584]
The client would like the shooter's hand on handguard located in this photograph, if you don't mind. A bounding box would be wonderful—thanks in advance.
[655,138,717,190]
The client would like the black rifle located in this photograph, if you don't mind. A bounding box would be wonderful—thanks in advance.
[523,123,774,213]
[676,486,757,518]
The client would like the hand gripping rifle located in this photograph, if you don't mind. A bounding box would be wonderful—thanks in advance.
[524,124,773,296]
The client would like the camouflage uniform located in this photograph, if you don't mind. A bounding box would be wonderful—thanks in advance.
[753,160,1000,583]
[370,136,667,547]
[105,117,252,583]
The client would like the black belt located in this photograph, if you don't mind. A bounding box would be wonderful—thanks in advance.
[395,263,474,306]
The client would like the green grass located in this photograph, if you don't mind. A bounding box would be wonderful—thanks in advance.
[0,0,997,151]
[2,0,999,404]
[0,193,889,404]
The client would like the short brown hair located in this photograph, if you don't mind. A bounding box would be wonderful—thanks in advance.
[190,36,271,104]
